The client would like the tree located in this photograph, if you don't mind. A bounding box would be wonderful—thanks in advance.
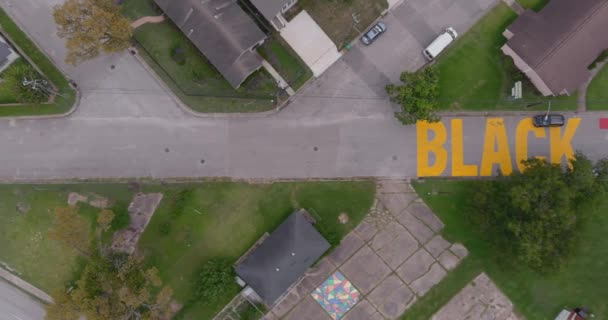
[470,154,606,271]
[53,0,133,65]
[385,66,440,125]
[97,209,115,232]
[48,206,91,257]
[46,252,174,320]
[194,259,237,303]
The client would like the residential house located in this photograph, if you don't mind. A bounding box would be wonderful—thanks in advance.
[0,34,20,73]
[153,0,268,88]
[250,0,298,30]
[235,210,330,305]
[501,0,608,96]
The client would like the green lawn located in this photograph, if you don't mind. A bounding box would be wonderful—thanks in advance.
[586,64,608,110]
[435,3,577,111]
[0,181,375,319]
[122,0,315,113]
[139,181,375,320]
[258,35,313,91]
[298,0,388,49]
[516,0,550,11]
[0,9,76,116]
[405,180,608,319]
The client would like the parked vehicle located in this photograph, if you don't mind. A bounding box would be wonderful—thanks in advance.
[533,114,565,127]
[423,27,458,60]
[360,22,387,45]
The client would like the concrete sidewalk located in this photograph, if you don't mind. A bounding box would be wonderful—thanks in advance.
[0,266,52,304]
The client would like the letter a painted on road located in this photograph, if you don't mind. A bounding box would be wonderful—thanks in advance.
[417,121,447,177]
[480,118,512,176]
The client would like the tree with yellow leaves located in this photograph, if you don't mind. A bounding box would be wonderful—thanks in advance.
[53,0,133,65]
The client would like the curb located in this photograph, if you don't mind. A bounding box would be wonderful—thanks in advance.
[0,266,53,304]
[438,110,608,117]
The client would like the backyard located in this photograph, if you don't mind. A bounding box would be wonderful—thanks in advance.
[405,180,608,319]
[0,9,76,117]
[121,0,311,113]
[0,181,375,320]
[294,0,388,49]
[434,2,577,111]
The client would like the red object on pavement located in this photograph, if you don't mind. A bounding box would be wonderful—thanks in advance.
[600,118,608,129]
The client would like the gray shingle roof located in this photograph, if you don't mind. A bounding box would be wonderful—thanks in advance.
[250,0,287,22]
[154,0,267,88]
[235,210,330,304]
[0,40,11,62]
[505,0,608,95]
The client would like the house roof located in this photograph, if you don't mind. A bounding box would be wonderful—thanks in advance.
[0,35,13,61]
[235,210,330,304]
[250,0,288,22]
[153,0,267,88]
[504,0,608,94]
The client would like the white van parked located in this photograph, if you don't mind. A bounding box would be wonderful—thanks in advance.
[423,27,458,61]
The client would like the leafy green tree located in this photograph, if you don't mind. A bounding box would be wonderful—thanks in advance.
[46,252,174,320]
[53,0,133,65]
[48,206,91,257]
[470,154,606,271]
[194,259,237,303]
[386,66,440,125]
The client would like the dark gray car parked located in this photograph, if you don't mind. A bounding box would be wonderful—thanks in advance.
[533,114,565,127]
[361,22,387,45]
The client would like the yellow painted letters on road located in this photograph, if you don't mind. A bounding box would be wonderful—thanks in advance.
[451,119,478,176]
[417,121,447,177]
[550,118,581,168]
[515,118,546,172]
[480,118,513,176]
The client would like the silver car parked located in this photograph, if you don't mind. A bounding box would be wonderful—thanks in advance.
[360,22,387,45]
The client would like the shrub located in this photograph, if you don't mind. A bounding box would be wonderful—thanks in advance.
[193,259,237,303]
[170,45,186,65]
[3,59,49,103]
[110,205,131,231]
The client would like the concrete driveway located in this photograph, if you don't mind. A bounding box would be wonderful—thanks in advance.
[343,0,499,93]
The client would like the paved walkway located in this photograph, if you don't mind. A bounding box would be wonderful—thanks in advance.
[262,60,295,96]
[432,273,520,320]
[131,15,165,29]
[265,180,468,320]
[578,61,606,111]
[503,0,525,15]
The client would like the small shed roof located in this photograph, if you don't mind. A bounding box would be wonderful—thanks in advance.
[235,210,330,304]
[250,0,287,22]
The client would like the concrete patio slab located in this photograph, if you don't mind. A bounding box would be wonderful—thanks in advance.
[284,296,331,320]
[377,180,416,194]
[353,218,378,242]
[378,192,417,216]
[368,275,416,319]
[449,243,469,260]
[437,250,461,271]
[272,290,304,318]
[407,201,445,232]
[371,222,419,269]
[396,248,435,284]
[328,232,364,267]
[431,273,518,320]
[303,258,337,289]
[425,235,451,258]
[340,246,391,294]
[409,263,447,297]
[396,210,435,244]
[342,299,383,320]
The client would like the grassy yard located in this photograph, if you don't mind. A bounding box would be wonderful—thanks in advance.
[0,9,76,117]
[258,35,313,91]
[516,0,550,11]
[0,181,375,320]
[405,180,608,319]
[122,0,311,113]
[435,3,578,111]
[298,0,388,49]
[139,181,375,320]
[586,64,608,110]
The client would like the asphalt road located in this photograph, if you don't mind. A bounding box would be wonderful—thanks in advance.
[0,280,45,320]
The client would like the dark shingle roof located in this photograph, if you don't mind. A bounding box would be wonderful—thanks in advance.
[505,0,608,94]
[250,0,287,22]
[235,210,330,304]
[0,40,11,61]
[154,0,267,88]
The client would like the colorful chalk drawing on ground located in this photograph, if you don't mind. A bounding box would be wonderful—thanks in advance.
[311,271,360,320]
[416,117,581,177]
